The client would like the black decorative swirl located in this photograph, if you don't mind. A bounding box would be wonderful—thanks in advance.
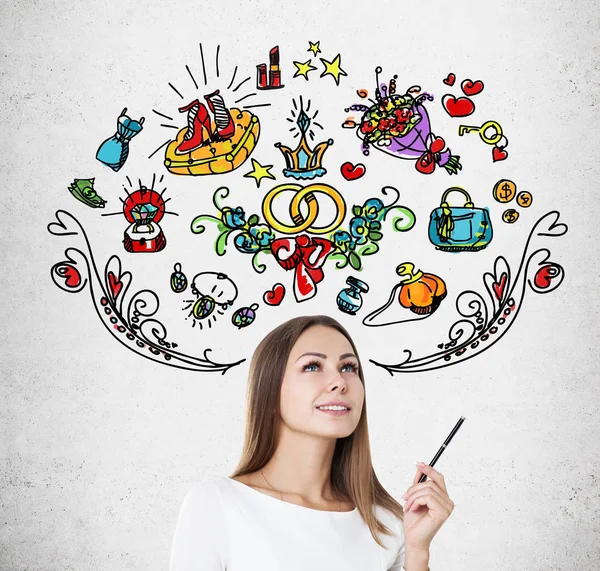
[370,211,568,374]
[48,210,245,374]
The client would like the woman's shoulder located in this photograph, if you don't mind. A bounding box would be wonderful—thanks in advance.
[180,475,229,508]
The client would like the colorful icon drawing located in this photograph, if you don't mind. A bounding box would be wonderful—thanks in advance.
[502,209,519,223]
[262,182,346,235]
[293,59,318,81]
[271,234,334,302]
[102,177,177,254]
[263,283,286,306]
[458,120,508,163]
[256,46,284,90]
[243,159,276,187]
[461,79,485,96]
[96,108,144,172]
[428,187,493,252]
[183,272,238,329]
[275,97,333,179]
[442,94,475,118]
[492,179,517,203]
[68,178,107,208]
[170,263,188,293]
[329,186,415,271]
[443,73,456,86]
[363,262,447,327]
[231,304,259,328]
[340,162,366,181]
[345,67,462,175]
[307,41,321,57]
[163,91,260,176]
[517,192,533,208]
[191,186,276,273]
[319,54,347,85]
[337,276,369,315]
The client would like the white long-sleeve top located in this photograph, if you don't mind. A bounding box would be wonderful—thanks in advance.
[169,475,407,571]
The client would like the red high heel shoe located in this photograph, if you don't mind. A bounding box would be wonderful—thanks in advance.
[204,90,235,140]
[175,100,213,155]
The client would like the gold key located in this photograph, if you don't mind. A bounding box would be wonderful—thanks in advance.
[458,120,503,145]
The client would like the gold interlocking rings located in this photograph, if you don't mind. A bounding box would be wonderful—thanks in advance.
[262,182,346,235]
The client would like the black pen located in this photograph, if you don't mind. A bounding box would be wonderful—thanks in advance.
[418,416,465,483]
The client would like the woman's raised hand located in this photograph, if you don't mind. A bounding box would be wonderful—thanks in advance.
[401,462,455,552]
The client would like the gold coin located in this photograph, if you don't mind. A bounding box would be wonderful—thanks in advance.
[502,209,519,224]
[516,191,533,208]
[493,179,516,203]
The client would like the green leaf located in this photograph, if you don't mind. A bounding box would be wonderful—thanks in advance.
[368,231,383,241]
[247,214,259,227]
[349,251,362,270]
[215,231,229,256]
[352,205,361,216]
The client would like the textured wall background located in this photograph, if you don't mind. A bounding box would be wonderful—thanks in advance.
[1,0,599,569]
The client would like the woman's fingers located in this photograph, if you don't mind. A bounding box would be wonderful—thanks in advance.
[405,489,454,519]
[404,485,454,514]
[411,462,448,493]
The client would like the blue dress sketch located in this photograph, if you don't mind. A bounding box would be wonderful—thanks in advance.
[96,108,144,172]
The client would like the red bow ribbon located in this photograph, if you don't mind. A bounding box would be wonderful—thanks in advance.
[415,134,448,175]
[271,235,334,302]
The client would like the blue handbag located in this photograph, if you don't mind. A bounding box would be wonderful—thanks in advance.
[428,187,493,252]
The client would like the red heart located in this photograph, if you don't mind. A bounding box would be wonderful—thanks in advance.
[340,162,366,181]
[492,273,507,300]
[534,265,557,289]
[430,136,445,154]
[492,146,508,162]
[442,94,475,118]
[108,271,123,298]
[443,73,456,86]
[263,283,285,306]
[461,79,484,97]
[61,264,81,287]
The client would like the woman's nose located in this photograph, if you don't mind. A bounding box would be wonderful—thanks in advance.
[328,369,347,390]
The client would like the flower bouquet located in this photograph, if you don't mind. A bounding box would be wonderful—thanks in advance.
[345,67,462,175]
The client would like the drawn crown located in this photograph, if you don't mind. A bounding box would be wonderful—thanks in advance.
[275,110,333,179]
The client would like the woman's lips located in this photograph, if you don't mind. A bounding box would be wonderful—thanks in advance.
[316,408,350,416]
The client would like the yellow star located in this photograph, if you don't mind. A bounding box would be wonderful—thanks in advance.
[243,159,276,188]
[319,54,347,86]
[308,41,321,57]
[293,59,317,81]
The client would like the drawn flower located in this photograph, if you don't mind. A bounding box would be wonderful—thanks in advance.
[333,230,356,252]
[221,206,246,229]
[361,198,385,221]
[233,232,259,253]
[350,216,369,244]
[249,223,275,247]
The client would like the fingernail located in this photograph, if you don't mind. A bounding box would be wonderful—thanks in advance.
[416,461,425,465]
[402,493,407,500]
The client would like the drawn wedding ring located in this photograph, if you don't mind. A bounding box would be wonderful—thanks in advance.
[262,183,346,235]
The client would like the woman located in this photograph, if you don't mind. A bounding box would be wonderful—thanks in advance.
[170,315,454,570]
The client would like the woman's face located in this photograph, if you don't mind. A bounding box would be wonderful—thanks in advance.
[279,325,365,439]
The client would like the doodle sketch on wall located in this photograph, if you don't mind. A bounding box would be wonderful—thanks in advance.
[47,39,568,373]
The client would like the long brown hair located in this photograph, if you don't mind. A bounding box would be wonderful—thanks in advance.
[229,315,405,548]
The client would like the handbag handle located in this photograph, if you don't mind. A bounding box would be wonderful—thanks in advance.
[440,187,474,208]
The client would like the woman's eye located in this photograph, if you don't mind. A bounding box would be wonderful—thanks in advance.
[303,362,320,372]
[341,363,359,373]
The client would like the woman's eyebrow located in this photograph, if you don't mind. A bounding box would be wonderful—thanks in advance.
[296,352,357,362]
[296,352,326,361]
